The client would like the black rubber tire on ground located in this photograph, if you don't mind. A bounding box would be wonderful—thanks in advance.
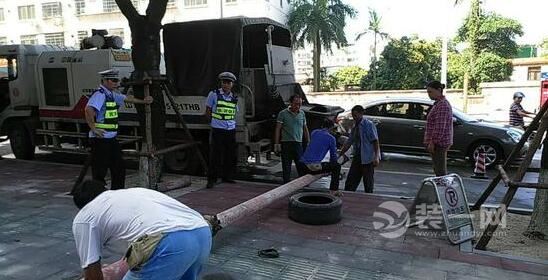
[8,124,35,160]
[288,192,342,225]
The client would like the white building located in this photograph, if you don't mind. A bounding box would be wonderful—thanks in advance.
[0,0,291,48]
[293,43,370,83]
[510,57,548,82]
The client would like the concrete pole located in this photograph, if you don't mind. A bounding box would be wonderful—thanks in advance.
[441,37,448,86]
[219,0,223,18]
[440,0,451,86]
[216,174,323,228]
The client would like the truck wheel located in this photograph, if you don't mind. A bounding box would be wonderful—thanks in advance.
[288,192,342,225]
[9,125,35,160]
[164,149,201,175]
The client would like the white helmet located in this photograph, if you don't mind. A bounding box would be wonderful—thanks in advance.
[218,71,236,82]
[513,92,525,99]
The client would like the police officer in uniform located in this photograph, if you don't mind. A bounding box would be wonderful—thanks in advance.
[84,69,153,189]
[205,72,238,188]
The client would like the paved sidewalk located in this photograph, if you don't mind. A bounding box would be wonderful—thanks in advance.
[0,159,546,279]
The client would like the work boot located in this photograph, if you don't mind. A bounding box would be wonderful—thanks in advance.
[206,179,216,189]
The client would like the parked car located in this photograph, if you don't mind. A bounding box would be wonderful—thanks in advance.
[336,98,528,166]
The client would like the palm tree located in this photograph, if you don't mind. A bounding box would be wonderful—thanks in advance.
[288,0,356,92]
[355,8,388,90]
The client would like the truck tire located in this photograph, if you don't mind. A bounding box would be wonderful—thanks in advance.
[288,192,342,225]
[164,149,201,175]
[9,125,35,160]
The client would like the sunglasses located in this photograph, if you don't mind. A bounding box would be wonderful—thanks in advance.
[221,80,233,84]
[107,78,120,82]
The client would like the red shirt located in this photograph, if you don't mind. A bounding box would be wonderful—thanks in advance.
[424,96,453,148]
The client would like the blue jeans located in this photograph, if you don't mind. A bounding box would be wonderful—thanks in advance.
[123,227,212,280]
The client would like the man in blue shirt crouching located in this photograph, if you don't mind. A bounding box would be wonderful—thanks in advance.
[298,119,341,194]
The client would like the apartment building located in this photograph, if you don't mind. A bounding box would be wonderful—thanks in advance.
[0,0,291,48]
[294,44,370,82]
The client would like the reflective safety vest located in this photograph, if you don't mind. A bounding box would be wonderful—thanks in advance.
[211,90,237,121]
[94,88,119,132]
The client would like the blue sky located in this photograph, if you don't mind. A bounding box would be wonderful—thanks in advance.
[345,0,547,45]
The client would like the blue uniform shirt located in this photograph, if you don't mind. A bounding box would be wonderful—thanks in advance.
[206,89,238,130]
[300,129,338,164]
[86,85,126,138]
[345,116,379,164]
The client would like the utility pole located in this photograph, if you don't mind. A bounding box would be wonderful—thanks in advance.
[219,0,223,18]
[440,0,451,86]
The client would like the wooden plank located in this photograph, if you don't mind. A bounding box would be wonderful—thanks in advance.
[497,165,511,186]
[509,181,548,189]
[476,110,548,249]
[471,99,548,210]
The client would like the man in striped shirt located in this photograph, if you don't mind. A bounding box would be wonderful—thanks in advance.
[424,81,453,176]
[509,92,535,129]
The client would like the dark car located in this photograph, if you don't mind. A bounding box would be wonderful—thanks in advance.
[337,98,528,166]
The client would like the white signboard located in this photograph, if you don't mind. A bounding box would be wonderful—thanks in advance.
[427,174,474,244]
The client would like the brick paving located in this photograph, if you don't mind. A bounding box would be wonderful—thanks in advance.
[0,159,546,280]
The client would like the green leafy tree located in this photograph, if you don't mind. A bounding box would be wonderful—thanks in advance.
[355,9,388,89]
[320,73,339,92]
[457,12,523,58]
[288,0,356,92]
[454,0,522,93]
[333,66,367,88]
[541,38,548,58]
[448,51,512,90]
[471,52,512,83]
[360,37,441,90]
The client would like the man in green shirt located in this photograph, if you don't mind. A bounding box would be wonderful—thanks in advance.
[274,94,310,183]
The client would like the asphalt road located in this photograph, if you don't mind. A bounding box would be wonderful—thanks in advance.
[0,139,538,210]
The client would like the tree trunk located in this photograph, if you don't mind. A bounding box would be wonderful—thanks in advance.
[313,31,321,92]
[524,137,548,240]
[116,0,168,187]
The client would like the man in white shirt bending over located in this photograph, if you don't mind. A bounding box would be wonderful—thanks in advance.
[72,180,211,280]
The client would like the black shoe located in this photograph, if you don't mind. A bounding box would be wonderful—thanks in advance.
[222,178,236,184]
[206,180,216,189]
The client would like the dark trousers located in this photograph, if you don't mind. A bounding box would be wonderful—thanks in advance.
[90,138,126,189]
[281,141,304,183]
[300,162,341,190]
[208,128,236,182]
[432,146,448,177]
[344,155,375,193]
